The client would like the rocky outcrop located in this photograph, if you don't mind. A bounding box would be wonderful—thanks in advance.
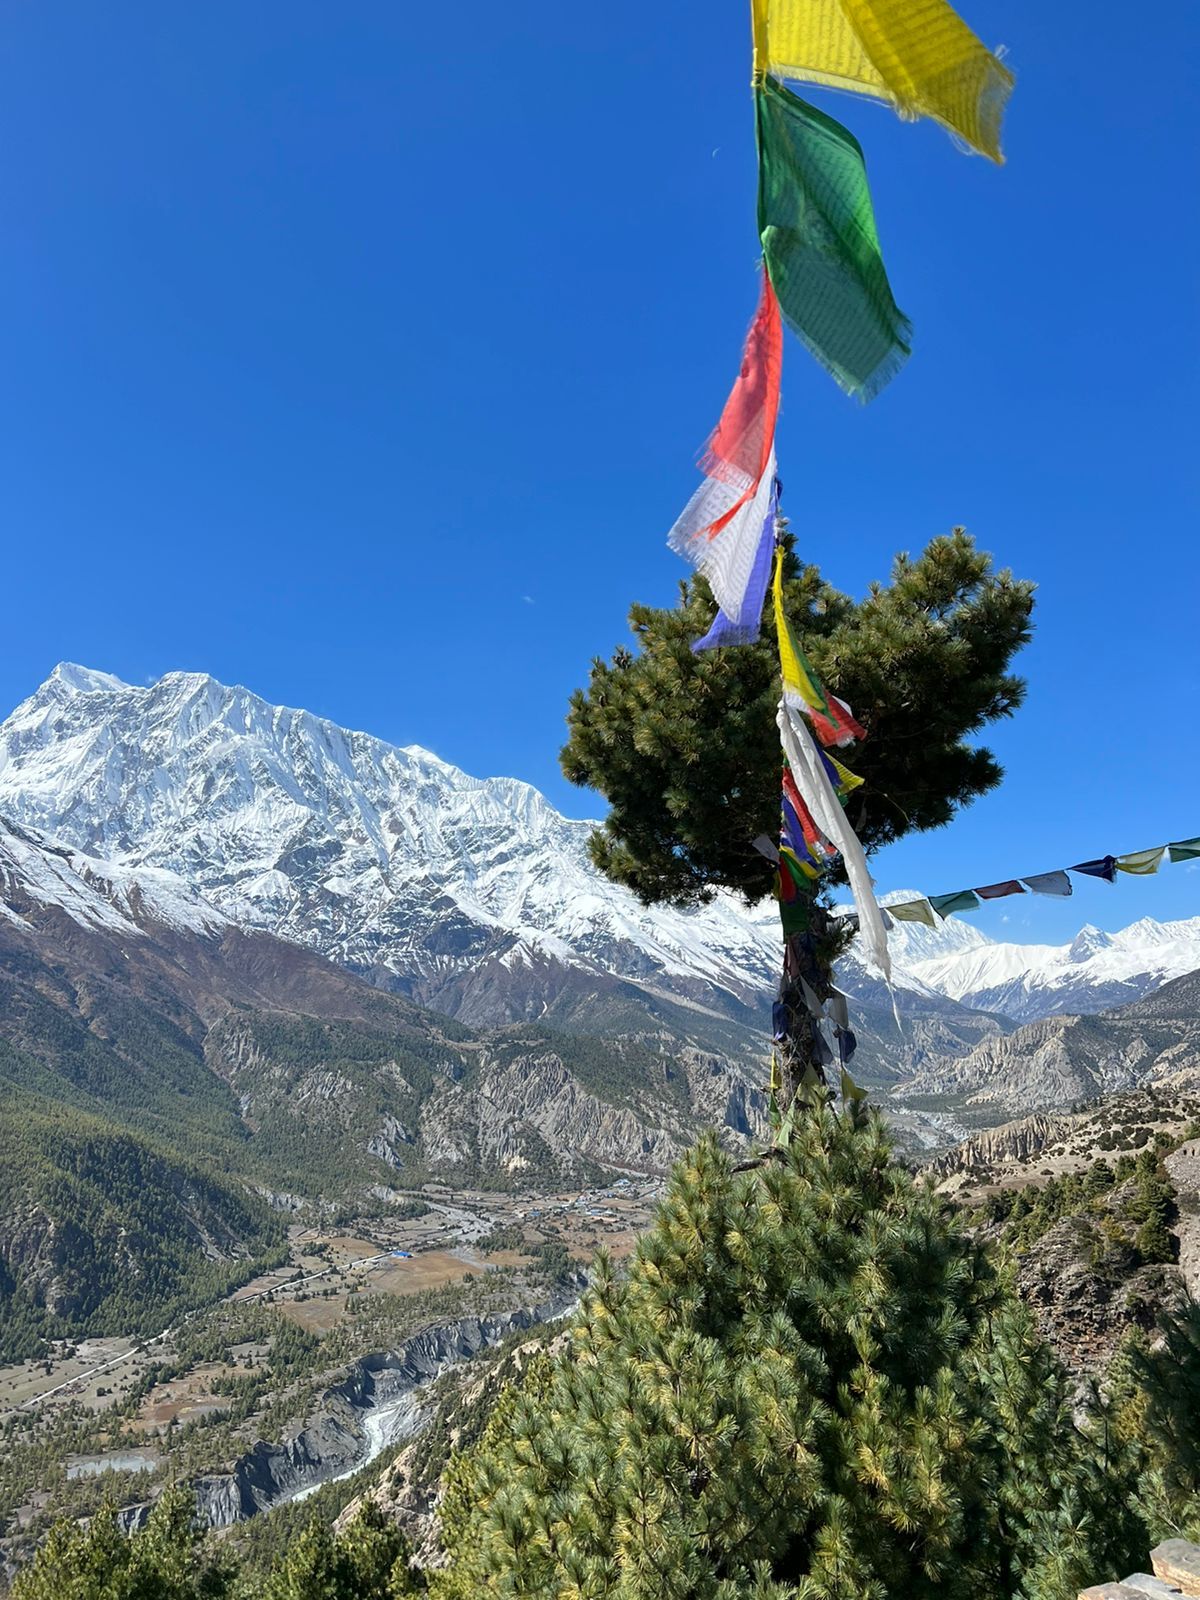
[904,971,1200,1115]
[930,1113,1073,1178]
[1166,1139,1200,1299]
[1016,1215,1185,1374]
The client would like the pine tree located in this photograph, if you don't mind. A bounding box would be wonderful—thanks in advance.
[433,1109,1142,1600]
[255,1504,424,1600]
[561,529,1033,1102]
[11,1486,230,1599]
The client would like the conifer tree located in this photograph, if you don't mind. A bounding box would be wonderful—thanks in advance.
[561,530,1033,1099]
[433,1109,1143,1600]
[11,1486,230,1600]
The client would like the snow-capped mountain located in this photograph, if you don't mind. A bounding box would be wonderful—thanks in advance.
[0,665,783,1031]
[0,666,1195,1047]
[904,916,1200,1023]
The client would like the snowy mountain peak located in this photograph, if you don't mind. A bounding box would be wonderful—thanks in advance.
[1068,925,1113,963]
[0,666,785,1020]
[49,662,131,695]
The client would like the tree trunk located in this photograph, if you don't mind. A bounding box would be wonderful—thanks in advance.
[775,900,836,1116]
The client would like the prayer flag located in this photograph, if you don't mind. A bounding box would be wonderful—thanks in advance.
[756,76,911,401]
[777,696,891,981]
[929,889,980,918]
[1023,870,1072,897]
[669,449,778,624]
[754,0,1014,163]
[691,478,778,651]
[1169,838,1200,864]
[699,271,783,511]
[887,898,936,927]
[782,768,835,861]
[772,548,867,746]
[1116,847,1166,876]
[974,879,1025,900]
[1071,857,1117,884]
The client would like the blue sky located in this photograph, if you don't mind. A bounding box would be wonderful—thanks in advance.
[1,0,1196,945]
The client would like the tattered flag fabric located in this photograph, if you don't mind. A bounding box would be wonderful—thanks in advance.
[1169,838,1200,864]
[699,271,783,515]
[669,450,778,625]
[1116,847,1166,875]
[691,478,779,651]
[822,748,865,794]
[974,879,1025,900]
[783,768,835,862]
[929,889,980,918]
[754,0,1014,163]
[1071,856,1117,884]
[756,76,911,402]
[777,696,891,981]
[887,898,936,927]
[772,548,867,746]
[1023,870,1073,897]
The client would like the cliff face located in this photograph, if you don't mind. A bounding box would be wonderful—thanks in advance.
[182,1305,564,1529]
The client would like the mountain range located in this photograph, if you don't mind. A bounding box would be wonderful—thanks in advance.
[4,666,1196,1047]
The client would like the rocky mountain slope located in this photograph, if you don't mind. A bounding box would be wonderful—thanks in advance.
[0,815,765,1189]
[904,968,1200,1115]
[929,1087,1200,1374]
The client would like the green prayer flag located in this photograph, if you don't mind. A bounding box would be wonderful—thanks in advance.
[779,896,813,935]
[756,76,911,402]
[928,889,981,918]
[1169,837,1200,864]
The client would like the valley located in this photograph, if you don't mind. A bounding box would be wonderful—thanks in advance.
[0,1171,659,1572]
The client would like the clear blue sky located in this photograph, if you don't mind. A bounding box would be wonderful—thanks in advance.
[1,1,1196,945]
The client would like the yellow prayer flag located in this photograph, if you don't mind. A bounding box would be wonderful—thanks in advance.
[758,0,1014,163]
[829,755,864,793]
[772,548,822,709]
[1115,847,1166,876]
[887,898,937,927]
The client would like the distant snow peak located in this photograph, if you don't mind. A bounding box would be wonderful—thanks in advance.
[907,914,1200,1024]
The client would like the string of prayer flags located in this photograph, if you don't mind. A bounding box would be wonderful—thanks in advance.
[699,270,783,520]
[869,833,1199,926]
[690,478,779,651]
[1071,856,1117,884]
[670,451,778,638]
[928,889,980,917]
[670,275,782,651]
[887,898,937,927]
[974,879,1025,900]
[756,76,911,402]
[752,0,1014,164]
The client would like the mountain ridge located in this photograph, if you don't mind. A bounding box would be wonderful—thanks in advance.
[1,664,1196,1054]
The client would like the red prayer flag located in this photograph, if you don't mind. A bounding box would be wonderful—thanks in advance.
[974,879,1025,900]
[697,270,783,539]
[782,766,834,860]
